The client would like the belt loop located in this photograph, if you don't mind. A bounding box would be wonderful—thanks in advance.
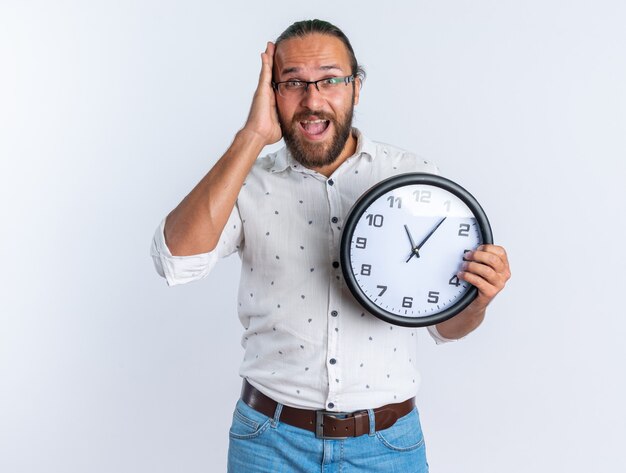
[271,402,283,428]
[367,408,376,436]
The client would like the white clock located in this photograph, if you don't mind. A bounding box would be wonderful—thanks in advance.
[340,173,493,327]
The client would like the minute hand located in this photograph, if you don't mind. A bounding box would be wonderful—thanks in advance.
[416,217,447,251]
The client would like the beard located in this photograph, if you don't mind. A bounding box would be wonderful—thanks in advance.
[279,100,355,169]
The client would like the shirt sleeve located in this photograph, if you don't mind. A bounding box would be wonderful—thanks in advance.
[150,205,243,286]
[426,325,459,344]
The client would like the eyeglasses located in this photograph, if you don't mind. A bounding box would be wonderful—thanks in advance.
[272,75,355,98]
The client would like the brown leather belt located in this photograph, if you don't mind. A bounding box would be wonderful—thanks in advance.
[241,380,415,439]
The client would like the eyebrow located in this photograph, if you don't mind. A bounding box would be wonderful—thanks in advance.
[281,65,344,75]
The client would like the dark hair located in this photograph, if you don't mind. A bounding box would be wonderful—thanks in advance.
[275,19,366,82]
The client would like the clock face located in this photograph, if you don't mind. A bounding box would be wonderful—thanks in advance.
[340,173,493,327]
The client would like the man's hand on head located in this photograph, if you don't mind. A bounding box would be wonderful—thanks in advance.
[242,42,283,146]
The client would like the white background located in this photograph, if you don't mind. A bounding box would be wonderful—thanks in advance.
[1,1,625,472]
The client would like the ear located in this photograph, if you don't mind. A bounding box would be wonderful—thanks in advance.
[353,77,361,106]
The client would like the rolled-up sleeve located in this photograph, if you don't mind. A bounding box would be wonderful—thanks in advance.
[150,206,243,286]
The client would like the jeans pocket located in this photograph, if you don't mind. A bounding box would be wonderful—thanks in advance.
[229,399,272,440]
[375,408,425,452]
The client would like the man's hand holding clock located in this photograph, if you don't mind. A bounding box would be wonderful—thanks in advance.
[436,244,511,339]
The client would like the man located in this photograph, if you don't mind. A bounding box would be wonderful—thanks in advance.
[151,19,510,472]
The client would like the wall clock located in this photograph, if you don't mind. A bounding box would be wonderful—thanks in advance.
[340,173,493,327]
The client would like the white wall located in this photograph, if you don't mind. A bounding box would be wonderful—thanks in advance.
[1,1,625,472]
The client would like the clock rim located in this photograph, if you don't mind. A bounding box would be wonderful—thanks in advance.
[340,172,493,328]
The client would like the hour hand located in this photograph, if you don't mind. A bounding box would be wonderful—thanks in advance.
[404,225,420,262]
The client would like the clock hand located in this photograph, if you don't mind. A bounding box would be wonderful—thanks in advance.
[404,224,417,248]
[404,224,420,262]
[415,217,447,251]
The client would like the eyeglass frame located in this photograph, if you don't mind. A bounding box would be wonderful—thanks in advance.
[272,75,356,97]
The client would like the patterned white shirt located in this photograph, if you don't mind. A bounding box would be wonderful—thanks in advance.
[151,129,455,412]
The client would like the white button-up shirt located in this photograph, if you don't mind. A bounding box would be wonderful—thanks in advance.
[151,130,455,412]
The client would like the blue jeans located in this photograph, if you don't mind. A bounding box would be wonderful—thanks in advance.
[227,398,429,472]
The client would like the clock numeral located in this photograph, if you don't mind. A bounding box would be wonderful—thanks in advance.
[449,275,461,287]
[458,223,471,237]
[366,214,384,227]
[412,190,432,203]
[355,237,367,249]
[386,196,402,208]
[463,249,472,261]
[402,296,413,308]
[376,285,387,296]
[427,291,440,304]
[360,264,372,276]
[444,200,451,212]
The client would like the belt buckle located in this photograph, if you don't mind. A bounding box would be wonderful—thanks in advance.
[315,410,351,440]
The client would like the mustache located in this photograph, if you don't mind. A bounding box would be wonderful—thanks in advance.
[292,110,334,122]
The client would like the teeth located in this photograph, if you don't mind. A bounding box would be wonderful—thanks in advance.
[301,119,328,124]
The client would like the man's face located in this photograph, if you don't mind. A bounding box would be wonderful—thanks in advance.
[273,33,360,169]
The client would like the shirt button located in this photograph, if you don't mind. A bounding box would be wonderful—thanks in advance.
[328,179,334,186]
[329,358,337,365]
[332,261,339,268]
[331,217,339,223]
[331,310,338,317]
[327,402,335,409]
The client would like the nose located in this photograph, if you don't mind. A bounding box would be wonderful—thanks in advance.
[299,82,325,109]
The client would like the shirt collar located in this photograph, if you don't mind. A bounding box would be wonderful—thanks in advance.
[353,128,377,161]
[268,128,377,174]
[268,146,294,174]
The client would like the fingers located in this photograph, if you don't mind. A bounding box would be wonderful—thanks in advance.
[458,244,511,303]
[258,41,275,87]
[465,245,509,275]
[243,41,281,146]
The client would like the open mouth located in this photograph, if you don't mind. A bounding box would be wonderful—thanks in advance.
[299,119,331,140]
